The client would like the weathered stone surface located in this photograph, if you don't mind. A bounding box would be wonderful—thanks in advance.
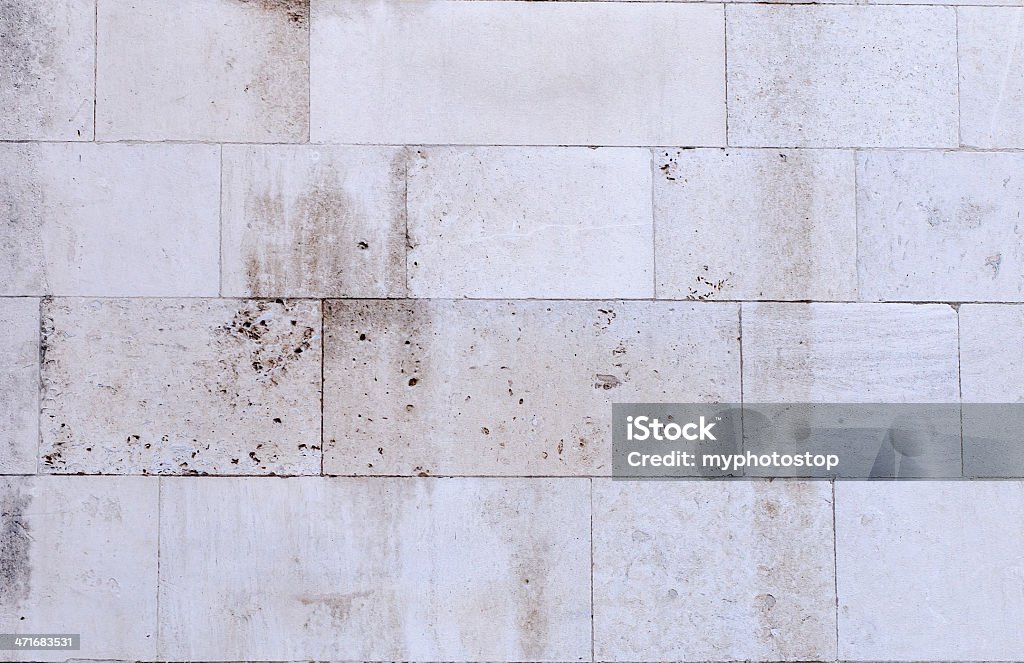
[742,303,959,402]
[323,300,739,476]
[593,480,836,661]
[158,477,591,661]
[222,145,407,298]
[40,299,321,475]
[0,0,94,140]
[0,143,220,297]
[0,476,158,662]
[960,8,1024,148]
[727,5,958,148]
[655,148,857,301]
[0,299,38,475]
[858,151,1024,302]
[311,1,725,145]
[97,0,308,141]
[407,147,654,298]
[836,481,1024,660]
[960,304,1024,402]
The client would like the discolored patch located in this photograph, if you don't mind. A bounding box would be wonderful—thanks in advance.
[0,481,32,609]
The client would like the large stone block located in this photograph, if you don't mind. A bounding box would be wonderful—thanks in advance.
[858,151,1024,301]
[158,477,591,661]
[593,480,837,661]
[323,300,739,476]
[407,147,654,298]
[40,298,322,475]
[0,143,220,297]
[655,148,856,301]
[97,0,308,141]
[222,145,407,298]
[0,476,158,662]
[0,0,94,140]
[727,5,958,147]
[741,303,959,402]
[311,1,725,145]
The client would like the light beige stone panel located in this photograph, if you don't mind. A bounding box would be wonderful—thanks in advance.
[39,298,321,475]
[222,145,407,298]
[655,148,856,301]
[323,300,739,476]
[158,477,591,661]
[593,480,837,661]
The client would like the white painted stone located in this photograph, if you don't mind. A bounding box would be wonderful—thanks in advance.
[39,299,321,475]
[323,300,739,476]
[311,1,725,145]
[0,0,94,140]
[0,476,158,662]
[593,480,836,661]
[858,151,1024,302]
[158,476,590,661]
[960,8,1024,148]
[0,143,220,297]
[836,481,1024,660]
[727,5,958,148]
[0,299,38,475]
[407,147,653,298]
[961,304,1024,402]
[222,145,407,298]
[96,0,308,141]
[655,148,856,301]
[742,303,959,402]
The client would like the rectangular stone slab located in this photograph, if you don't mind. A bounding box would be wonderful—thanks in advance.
[39,298,322,475]
[311,0,725,145]
[157,476,591,661]
[0,476,158,662]
[323,299,740,476]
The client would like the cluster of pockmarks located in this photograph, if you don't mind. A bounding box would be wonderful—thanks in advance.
[0,481,32,612]
[656,148,695,183]
[215,299,317,387]
[39,300,67,471]
[236,0,308,25]
[689,265,733,301]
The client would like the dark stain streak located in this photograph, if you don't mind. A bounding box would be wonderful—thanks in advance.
[0,482,32,610]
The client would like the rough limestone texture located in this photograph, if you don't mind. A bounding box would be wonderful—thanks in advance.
[593,480,837,661]
[0,143,220,297]
[836,481,1024,660]
[742,303,960,402]
[655,148,857,301]
[158,477,591,661]
[727,5,958,148]
[221,145,407,298]
[0,299,38,475]
[0,476,158,662]
[96,0,309,141]
[311,0,725,145]
[960,304,1024,402]
[407,147,654,298]
[0,0,94,140]
[959,8,1024,148]
[323,300,739,476]
[858,151,1024,302]
[39,299,322,475]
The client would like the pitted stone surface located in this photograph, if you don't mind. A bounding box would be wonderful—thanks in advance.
[323,300,739,476]
[40,299,322,475]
